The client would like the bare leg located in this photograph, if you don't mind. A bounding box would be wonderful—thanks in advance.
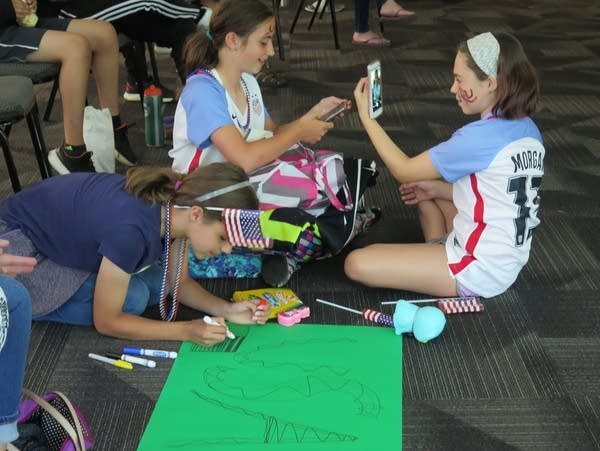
[417,200,447,242]
[344,243,457,296]
[417,199,457,242]
[435,199,457,234]
[65,19,120,115]
[27,30,91,145]
[379,0,415,16]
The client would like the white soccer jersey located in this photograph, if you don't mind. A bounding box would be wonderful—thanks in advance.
[429,114,544,298]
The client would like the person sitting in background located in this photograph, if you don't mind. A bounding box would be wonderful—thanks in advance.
[0,163,270,346]
[37,0,205,102]
[352,0,415,47]
[0,0,137,172]
[346,32,543,299]
[0,239,37,451]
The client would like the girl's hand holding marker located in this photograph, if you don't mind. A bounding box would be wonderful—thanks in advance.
[203,316,235,340]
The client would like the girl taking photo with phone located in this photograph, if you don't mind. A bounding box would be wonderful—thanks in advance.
[346,32,544,299]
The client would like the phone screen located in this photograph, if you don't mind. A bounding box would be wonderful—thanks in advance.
[368,61,383,119]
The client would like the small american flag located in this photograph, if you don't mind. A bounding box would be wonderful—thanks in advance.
[437,298,484,314]
[223,209,273,250]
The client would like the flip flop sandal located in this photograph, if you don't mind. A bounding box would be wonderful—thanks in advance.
[352,36,391,47]
[379,8,416,22]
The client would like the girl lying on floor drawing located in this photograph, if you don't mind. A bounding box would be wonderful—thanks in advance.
[0,163,269,347]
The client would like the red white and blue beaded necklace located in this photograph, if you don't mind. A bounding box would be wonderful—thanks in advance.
[158,180,252,321]
[159,201,186,321]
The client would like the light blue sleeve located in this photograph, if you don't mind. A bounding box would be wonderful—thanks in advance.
[179,74,234,148]
[429,120,506,183]
[429,118,543,183]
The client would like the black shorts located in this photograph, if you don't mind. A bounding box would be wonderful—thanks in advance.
[0,17,71,62]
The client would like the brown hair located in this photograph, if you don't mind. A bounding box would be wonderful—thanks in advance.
[124,162,258,221]
[182,0,273,77]
[458,33,540,119]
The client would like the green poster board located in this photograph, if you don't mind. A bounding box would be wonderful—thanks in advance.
[138,323,402,450]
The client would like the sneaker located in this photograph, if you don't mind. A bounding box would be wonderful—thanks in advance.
[123,82,175,103]
[114,123,139,166]
[305,1,345,13]
[154,45,172,55]
[48,145,96,174]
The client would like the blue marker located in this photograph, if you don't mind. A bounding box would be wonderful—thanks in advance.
[123,347,177,359]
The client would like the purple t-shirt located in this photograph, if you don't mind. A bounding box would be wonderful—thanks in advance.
[0,173,162,274]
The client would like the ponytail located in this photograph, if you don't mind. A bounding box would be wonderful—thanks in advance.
[182,0,273,77]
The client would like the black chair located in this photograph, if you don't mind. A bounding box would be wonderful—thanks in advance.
[0,76,51,192]
[0,61,61,122]
[272,0,285,60]
[289,0,383,49]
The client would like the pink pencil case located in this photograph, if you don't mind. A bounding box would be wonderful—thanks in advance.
[277,306,310,327]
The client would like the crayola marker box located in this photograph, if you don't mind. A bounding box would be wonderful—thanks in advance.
[232,288,303,319]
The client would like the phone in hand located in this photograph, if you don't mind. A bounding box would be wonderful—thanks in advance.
[319,101,351,122]
[367,60,383,119]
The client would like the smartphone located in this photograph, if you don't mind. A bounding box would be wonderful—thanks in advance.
[367,60,383,119]
[319,101,351,122]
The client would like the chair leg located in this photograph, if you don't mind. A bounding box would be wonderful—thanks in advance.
[307,0,323,30]
[328,0,340,49]
[147,42,161,87]
[43,76,59,122]
[272,0,285,60]
[0,126,22,192]
[290,0,307,34]
[26,102,51,180]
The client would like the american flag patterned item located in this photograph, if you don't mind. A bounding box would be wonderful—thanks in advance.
[437,298,484,314]
[222,209,273,250]
[363,309,394,327]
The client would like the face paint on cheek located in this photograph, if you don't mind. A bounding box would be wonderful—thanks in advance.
[459,88,477,103]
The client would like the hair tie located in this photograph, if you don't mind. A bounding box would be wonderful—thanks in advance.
[205,30,214,41]
[467,32,500,78]
[174,180,183,191]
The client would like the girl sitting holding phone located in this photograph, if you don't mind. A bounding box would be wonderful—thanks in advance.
[169,0,379,286]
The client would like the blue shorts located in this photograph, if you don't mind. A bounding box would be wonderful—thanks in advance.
[0,17,71,62]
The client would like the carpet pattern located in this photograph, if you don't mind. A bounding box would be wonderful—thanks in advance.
[1,0,599,449]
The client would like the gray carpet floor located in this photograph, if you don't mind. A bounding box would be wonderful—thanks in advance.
[1,0,599,449]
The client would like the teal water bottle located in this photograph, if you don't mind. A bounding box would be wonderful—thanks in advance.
[144,84,165,147]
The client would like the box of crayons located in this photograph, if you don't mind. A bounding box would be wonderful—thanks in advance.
[232,288,303,319]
